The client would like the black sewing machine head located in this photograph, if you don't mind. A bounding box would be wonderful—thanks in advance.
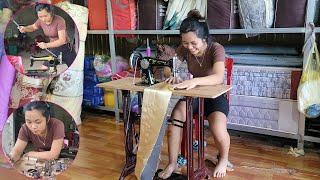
[130,51,175,86]
[29,52,62,75]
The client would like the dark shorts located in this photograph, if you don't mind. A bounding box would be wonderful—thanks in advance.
[192,94,229,117]
[43,43,76,67]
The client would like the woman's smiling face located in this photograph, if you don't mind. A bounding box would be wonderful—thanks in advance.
[181,31,207,56]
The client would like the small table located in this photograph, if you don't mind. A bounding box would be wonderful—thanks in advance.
[98,77,231,180]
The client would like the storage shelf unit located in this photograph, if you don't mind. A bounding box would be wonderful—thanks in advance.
[87,30,110,34]
[88,27,318,35]
[86,0,320,148]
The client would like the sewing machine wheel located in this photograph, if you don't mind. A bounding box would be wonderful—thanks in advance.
[129,51,143,69]
[140,59,150,69]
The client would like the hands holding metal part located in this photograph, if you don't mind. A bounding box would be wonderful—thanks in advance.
[18,25,26,33]
[36,42,48,49]
[165,76,198,90]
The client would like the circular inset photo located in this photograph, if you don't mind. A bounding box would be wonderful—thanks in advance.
[1,101,79,179]
[4,2,79,78]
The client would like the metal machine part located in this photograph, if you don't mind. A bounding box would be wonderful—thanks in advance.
[22,158,72,179]
[129,51,175,85]
[29,52,63,75]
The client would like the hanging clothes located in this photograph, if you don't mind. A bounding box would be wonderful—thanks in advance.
[163,0,207,30]
[0,49,16,131]
[0,9,14,130]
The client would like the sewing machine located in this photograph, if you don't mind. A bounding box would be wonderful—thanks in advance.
[28,52,62,75]
[129,51,177,86]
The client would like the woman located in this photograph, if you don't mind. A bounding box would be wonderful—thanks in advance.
[8,101,65,162]
[18,2,76,68]
[159,10,231,179]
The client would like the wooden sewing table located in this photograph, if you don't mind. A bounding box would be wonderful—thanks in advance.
[98,77,231,180]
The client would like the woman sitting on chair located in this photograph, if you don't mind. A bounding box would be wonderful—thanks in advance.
[159,10,231,179]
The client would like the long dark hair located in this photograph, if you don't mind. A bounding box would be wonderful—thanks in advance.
[179,9,210,43]
[23,101,50,121]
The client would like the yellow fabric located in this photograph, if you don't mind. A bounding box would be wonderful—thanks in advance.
[135,83,173,179]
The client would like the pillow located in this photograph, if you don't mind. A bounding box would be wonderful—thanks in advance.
[274,0,307,27]
[207,0,240,41]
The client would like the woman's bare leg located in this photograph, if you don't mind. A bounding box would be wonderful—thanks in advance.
[159,100,186,179]
[207,112,230,178]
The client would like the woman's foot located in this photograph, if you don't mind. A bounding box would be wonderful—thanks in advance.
[213,158,228,178]
[158,163,178,179]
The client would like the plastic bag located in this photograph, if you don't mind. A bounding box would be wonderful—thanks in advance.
[297,42,320,118]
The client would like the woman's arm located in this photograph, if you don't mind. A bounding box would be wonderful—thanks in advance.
[9,139,28,162]
[19,23,38,33]
[25,138,64,160]
[192,61,225,85]
[172,61,225,90]
[41,30,67,49]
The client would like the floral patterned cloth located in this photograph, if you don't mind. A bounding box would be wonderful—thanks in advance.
[46,2,88,125]
[238,0,274,37]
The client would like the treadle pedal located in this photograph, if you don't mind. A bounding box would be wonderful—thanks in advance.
[192,140,208,151]
[154,169,187,180]
[177,154,187,166]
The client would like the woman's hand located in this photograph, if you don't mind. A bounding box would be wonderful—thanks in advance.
[8,152,17,164]
[172,78,198,90]
[165,76,182,84]
[24,151,37,158]
[36,42,48,49]
[18,26,26,33]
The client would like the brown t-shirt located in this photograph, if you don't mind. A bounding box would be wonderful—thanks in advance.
[177,42,225,78]
[34,15,68,42]
[18,118,65,151]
